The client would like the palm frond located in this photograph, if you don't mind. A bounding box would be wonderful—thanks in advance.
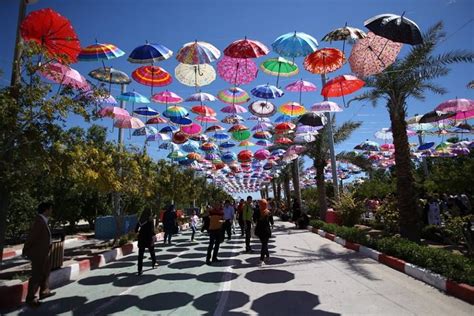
[333,121,362,144]
[348,90,384,107]
[337,151,373,172]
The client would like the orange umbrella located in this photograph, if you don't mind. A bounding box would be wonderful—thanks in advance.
[191,105,216,116]
[304,48,345,74]
[321,74,365,107]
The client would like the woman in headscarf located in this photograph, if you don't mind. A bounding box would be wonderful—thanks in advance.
[163,204,177,244]
[255,199,272,266]
[135,208,156,275]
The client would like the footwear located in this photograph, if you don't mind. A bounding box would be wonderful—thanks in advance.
[26,299,41,308]
[137,271,143,276]
[206,260,212,265]
[212,258,221,263]
[39,291,56,300]
[259,260,265,266]
[152,260,157,269]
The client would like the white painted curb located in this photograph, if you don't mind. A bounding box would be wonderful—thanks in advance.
[359,245,381,261]
[404,263,447,291]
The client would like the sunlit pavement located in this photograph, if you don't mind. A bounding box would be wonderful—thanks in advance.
[6,221,473,315]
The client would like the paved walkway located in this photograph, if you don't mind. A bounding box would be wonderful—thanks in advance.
[6,221,473,315]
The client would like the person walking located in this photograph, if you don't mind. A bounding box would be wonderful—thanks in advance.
[292,198,301,228]
[22,202,56,308]
[190,210,199,241]
[255,199,272,266]
[163,204,177,245]
[243,196,254,253]
[135,208,157,275]
[223,200,235,241]
[206,202,224,265]
[200,204,211,234]
[237,199,245,236]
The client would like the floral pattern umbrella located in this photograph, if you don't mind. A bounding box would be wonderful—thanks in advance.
[224,38,270,58]
[322,26,367,43]
[311,101,343,113]
[175,63,216,87]
[349,32,402,78]
[217,56,258,85]
[304,48,345,74]
[176,41,221,64]
[146,116,168,124]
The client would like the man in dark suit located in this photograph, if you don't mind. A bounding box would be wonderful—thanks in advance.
[22,202,56,307]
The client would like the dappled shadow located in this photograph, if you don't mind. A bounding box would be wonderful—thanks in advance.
[193,246,210,252]
[138,292,193,311]
[245,256,287,266]
[245,269,294,284]
[193,290,250,315]
[155,253,176,260]
[78,274,122,286]
[157,272,196,280]
[72,295,139,316]
[18,296,87,316]
[178,242,200,247]
[216,251,240,258]
[219,245,241,250]
[168,259,205,269]
[179,252,205,259]
[208,259,242,267]
[113,274,159,287]
[196,272,239,283]
[165,247,190,253]
[103,262,135,269]
[251,290,340,315]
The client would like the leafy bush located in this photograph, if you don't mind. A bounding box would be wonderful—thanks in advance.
[421,225,444,243]
[444,216,469,244]
[375,197,399,234]
[332,192,365,227]
[310,219,325,229]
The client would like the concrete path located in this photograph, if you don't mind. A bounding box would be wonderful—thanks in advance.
[5,221,473,315]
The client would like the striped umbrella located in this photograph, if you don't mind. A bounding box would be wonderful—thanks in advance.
[78,42,125,61]
[151,90,183,105]
[279,102,306,117]
[191,105,216,116]
[132,65,172,95]
[304,48,345,74]
[221,104,247,114]
[217,87,250,105]
[260,57,299,86]
[128,42,173,63]
[162,105,188,118]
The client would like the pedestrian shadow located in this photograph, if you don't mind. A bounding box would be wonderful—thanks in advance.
[78,274,124,286]
[245,269,295,284]
[113,274,159,287]
[71,294,140,315]
[196,271,239,283]
[165,247,190,253]
[18,296,87,316]
[137,292,193,312]
[156,272,196,280]
[193,290,250,315]
[217,251,240,258]
[179,252,205,259]
[251,290,340,315]
[209,259,242,267]
[168,259,205,269]
[102,262,135,269]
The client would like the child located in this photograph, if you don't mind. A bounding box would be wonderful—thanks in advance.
[191,210,199,241]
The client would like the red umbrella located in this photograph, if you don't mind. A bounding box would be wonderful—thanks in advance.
[191,105,216,117]
[321,75,365,107]
[20,8,81,63]
[304,48,346,74]
[224,38,270,58]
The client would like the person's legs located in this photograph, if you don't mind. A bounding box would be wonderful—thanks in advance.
[163,232,168,244]
[39,254,51,296]
[212,235,221,261]
[191,226,196,241]
[167,231,172,244]
[263,240,269,259]
[206,231,216,263]
[137,247,145,274]
[239,219,244,236]
[148,245,156,267]
[26,258,43,303]
[260,239,265,261]
[245,221,252,252]
[225,220,232,240]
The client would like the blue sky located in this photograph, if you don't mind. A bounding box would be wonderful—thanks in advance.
[1,0,473,198]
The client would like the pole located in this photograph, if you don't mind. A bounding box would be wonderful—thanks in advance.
[10,0,28,87]
[113,83,126,241]
[117,84,127,148]
[418,132,429,177]
[321,73,339,200]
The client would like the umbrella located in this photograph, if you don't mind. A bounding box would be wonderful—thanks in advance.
[251,84,284,99]
[253,131,272,139]
[201,142,218,152]
[146,116,168,124]
[275,137,293,145]
[75,90,117,105]
[132,126,158,136]
[116,91,150,104]
[159,142,179,150]
[248,100,277,118]
[381,143,395,151]
[181,140,200,152]
[228,124,248,132]
[238,150,253,162]
[217,87,250,105]
[252,122,273,130]
[451,110,474,121]
[221,104,248,114]
[311,101,343,113]
[304,48,345,74]
[78,42,125,61]
[98,106,130,119]
[435,98,474,113]
[297,112,327,127]
[217,56,258,85]
[162,105,188,118]
[349,32,402,78]
[260,57,299,86]
[147,133,170,142]
[185,92,217,103]
[20,8,81,63]
[285,79,317,104]
[151,90,183,104]
[172,131,189,144]
[374,128,393,141]
[232,130,251,141]
[114,117,145,129]
[39,62,90,91]
[128,42,173,63]
[296,125,321,133]
[168,150,186,160]
[187,152,203,161]
[220,141,236,149]
[132,65,172,94]
[191,105,216,116]
[275,114,293,123]
[322,25,367,43]
[221,152,237,164]
[176,41,220,64]
[133,106,159,117]
[295,133,317,143]
[222,115,245,124]
[159,125,179,133]
[354,140,380,151]
[205,125,225,133]
[181,123,203,136]
[89,67,131,92]
[364,13,423,45]
[170,116,193,125]
[254,149,271,160]
[211,132,230,141]
[275,122,296,132]
[279,102,306,117]
[239,140,255,147]
[321,75,365,107]
[175,63,216,87]
[224,38,269,58]
[419,110,456,123]
[256,140,273,147]
[272,31,319,58]
[468,80,474,89]
[195,115,218,123]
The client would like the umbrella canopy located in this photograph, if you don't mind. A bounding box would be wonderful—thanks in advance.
[133,106,159,117]
[222,115,245,124]
[181,123,203,135]
[221,104,248,114]
[381,143,395,151]
[304,48,345,74]
[272,31,318,58]
[217,56,258,85]
[253,131,272,139]
[251,84,284,99]
[224,38,270,58]
[279,102,306,117]
[364,13,423,45]
[220,141,236,149]
[89,67,131,84]
[248,100,277,117]
[175,63,216,87]
[321,75,365,98]
[451,109,474,121]
[162,105,188,118]
[221,152,237,164]
[159,125,179,133]
[256,139,273,147]
[39,62,89,90]
[146,116,168,124]
[160,142,179,150]
[75,90,117,105]
[176,41,220,64]
[168,150,186,159]
[170,116,193,125]
[114,117,145,129]
[132,125,158,136]
[116,91,150,103]
[275,114,293,123]
[285,79,317,92]
[182,140,200,153]
[128,42,173,63]
[374,128,393,141]
[297,112,327,127]
[354,140,380,151]
[228,124,248,132]
[260,57,299,86]
[295,133,317,143]
[205,125,225,133]
[132,65,172,87]
[349,32,402,78]
[187,152,203,161]
[254,149,271,160]
[185,92,217,103]
[98,106,130,119]
[78,42,125,61]
[20,8,81,63]
[201,142,218,152]
[232,130,251,141]
[275,122,296,132]
[238,150,253,162]
[275,137,293,145]
[322,26,367,42]
[151,90,183,104]
[172,131,189,144]
[195,115,218,123]
[311,101,343,112]
[419,111,456,123]
[211,132,230,141]
[435,98,474,113]
[191,105,216,116]
[217,87,250,105]
[147,133,170,142]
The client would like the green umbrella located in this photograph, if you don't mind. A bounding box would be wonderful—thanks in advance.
[260,57,299,87]
[232,130,251,141]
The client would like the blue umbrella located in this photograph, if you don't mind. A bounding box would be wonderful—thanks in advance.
[221,151,237,164]
[182,140,200,153]
[272,32,319,58]
[251,84,284,99]
[271,149,286,156]
[418,142,435,151]
[219,141,236,149]
[128,42,173,64]
[116,91,150,103]
[212,132,230,141]
[256,139,272,146]
[159,142,179,151]
[170,116,193,125]
[133,106,159,117]
[274,114,293,123]
[132,126,158,136]
[146,133,170,142]
[159,125,179,133]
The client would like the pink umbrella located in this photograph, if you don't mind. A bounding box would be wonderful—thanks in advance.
[288,145,306,154]
[40,62,90,91]
[146,116,168,124]
[221,104,248,114]
[285,79,317,104]
[114,117,145,129]
[381,143,395,151]
[349,32,402,78]
[254,149,271,160]
[251,122,273,130]
[451,109,474,121]
[151,90,184,104]
[435,98,474,113]
[181,123,202,135]
[98,106,130,119]
[196,116,218,123]
[217,56,258,85]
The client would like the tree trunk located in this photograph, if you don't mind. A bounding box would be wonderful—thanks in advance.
[283,172,291,212]
[276,179,282,202]
[0,188,10,264]
[291,158,302,210]
[389,102,420,242]
[315,159,328,220]
[272,179,277,200]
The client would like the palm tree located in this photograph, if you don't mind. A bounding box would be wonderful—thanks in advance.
[349,22,474,242]
[305,119,362,219]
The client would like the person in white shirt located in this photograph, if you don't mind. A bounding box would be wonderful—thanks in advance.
[190,210,199,241]
[223,200,235,241]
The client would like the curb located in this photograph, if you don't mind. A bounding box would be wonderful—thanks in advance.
[309,226,474,305]
[0,224,194,310]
